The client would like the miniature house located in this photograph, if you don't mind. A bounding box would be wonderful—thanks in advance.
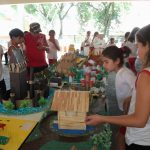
[51,90,89,130]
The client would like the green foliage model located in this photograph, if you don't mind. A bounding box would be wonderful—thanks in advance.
[91,124,112,149]
[19,100,31,108]
[3,101,14,110]
[38,97,47,107]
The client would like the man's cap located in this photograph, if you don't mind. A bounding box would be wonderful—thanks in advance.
[29,22,42,33]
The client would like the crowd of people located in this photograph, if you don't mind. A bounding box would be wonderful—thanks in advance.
[0,22,150,150]
[0,22,60,100]
[86,24,150,150]
[81,31,106,56]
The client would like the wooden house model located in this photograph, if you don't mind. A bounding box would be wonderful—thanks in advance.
[51,90,89,130]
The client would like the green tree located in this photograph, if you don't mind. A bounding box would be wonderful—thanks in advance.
[24,3,74,38]
[76,2,92,33]
[56,3,74,38]
[76,2,130,36]
[24,4,56,30]
[91,2,131,36]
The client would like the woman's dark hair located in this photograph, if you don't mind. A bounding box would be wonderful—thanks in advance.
[9,28,24,39]
[128,27,140,43]
[102,46,129,67]
[136,24,150,67]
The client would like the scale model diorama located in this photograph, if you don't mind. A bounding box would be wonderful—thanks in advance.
[0,48,112,150]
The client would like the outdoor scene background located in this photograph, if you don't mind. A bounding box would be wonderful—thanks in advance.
[0,1,150,55]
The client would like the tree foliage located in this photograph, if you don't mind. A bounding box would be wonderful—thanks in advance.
[24,2,130,37]
[76,2,92,32]
[76,2,130,36]
[56,3,74,38]
[92,2,130,36]
[24,3,74,38]
[24,4,56,25]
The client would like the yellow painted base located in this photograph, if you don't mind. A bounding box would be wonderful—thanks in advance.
[0,117,37,150]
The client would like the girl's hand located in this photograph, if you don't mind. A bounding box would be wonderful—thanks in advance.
[86,115,104,126]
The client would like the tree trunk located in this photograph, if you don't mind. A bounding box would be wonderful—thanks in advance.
[59,18,63,39]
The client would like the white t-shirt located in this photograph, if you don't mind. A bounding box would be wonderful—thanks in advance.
[81,36,91,48]
[47,39,60,59]
[125,41,137,57]
[0,45,3,81]
[115,67,136,111]
[92,37,105,49]
[126,68,150,146]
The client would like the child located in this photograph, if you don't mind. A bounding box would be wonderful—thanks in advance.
[107,37,116,47]
[101,46,136,150]
[8,28,27,99]
[102,46,136,113]
[47,30,60,65]
[8,28,25,63]
[86,24,150,150]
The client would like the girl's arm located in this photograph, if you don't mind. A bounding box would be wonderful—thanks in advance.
[8,46,13,56]
[86,72,150,128]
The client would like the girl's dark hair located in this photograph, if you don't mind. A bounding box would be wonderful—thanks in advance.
[136,24,150,67]
[102,46,130,67]
[9,28,24,39]
[128,27,140,43]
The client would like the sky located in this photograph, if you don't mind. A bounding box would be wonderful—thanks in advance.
[120,1,150,31]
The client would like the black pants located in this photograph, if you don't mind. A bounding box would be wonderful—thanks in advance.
[4,52,8,64]
[126,143,150,150]
[0,79,7,100]
[27,65,48,75]
[27,65,48,91]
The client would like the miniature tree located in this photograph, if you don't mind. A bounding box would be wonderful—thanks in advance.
[91,124,112,150]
